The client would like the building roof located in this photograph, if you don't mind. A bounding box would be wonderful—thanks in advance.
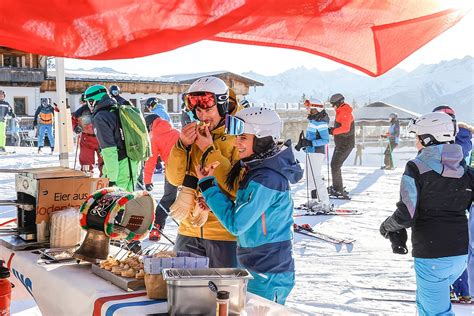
[47,69,176,84]
[163,71,264,86]
[354,101,420,123]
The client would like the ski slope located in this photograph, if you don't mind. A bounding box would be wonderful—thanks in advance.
[1,145,472,315]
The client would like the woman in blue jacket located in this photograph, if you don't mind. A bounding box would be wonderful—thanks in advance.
[196,107,303,304]
[302,99,330,211]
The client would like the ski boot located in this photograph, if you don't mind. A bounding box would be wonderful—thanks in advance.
[328,186,350,200]
[459,296,472,304]
[381,165,395,170]
[38,146,43,154]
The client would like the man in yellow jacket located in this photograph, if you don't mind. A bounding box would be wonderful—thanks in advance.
[166,77,240,268]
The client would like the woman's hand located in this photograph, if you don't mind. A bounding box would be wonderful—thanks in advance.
[195,161,220,180]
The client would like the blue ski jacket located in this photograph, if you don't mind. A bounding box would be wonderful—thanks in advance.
[198,144,303,274]
[305,113,330,154]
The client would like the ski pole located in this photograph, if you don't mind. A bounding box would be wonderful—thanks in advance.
[326,144,331,188]
[305,152,310,207]
[157,201,180,226]
[154,224,175,245]
[306,153,319,201]
[74,133,81,170]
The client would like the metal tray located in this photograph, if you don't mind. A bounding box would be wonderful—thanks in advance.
[91,264,145,291]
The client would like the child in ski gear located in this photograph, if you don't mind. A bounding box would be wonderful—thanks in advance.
[166,76,241,268]
[433,105,474,301]
[143,113,180,240]
[145,97,171,122]
[33,100,55,153]
[380,111,473,316]
[84,84,141,191]
[72,93,103,174]
[196,107,303,305]
[380,112,400,170]
[328,93,354,198]
[302,99,330,211]
[0,90,15,152]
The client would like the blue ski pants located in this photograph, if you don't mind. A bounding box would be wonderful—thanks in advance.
[38,124,54,148]
[414,255,467,316]
[247,270,295,305]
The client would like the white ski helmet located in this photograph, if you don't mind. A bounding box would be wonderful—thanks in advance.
[407,112,456,146]
[233,107,282,141]
[186,76,229,117]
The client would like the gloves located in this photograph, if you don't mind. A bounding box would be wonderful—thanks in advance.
[388,229,408,255]
[74,126,83,134]
[328,127,334,135]
[169,186,197,221]
[190,196,210,227]
[295,131,312,151]
[379,221,388,238]
[145,183,154,192]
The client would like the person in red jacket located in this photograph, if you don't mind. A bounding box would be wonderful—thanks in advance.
[71,94,103,174]
[328,93,355,199]
[144,114,180,241]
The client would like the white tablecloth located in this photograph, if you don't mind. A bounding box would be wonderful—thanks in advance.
[0,245,299,316]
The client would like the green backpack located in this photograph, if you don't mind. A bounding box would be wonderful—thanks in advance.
[117,103,151,161]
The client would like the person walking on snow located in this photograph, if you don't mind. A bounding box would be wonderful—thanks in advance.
[0,90,15,152]
[166,76,241,268]
[196,107,303,304]
[143,113,180,241]
[327,93,355,199]
[433,105,474,302]
[33,100,55,154]
[380,112,400,170]
[380,111,474,316]
[71,93,103,174]
[295,99,331,211]
[84,85,140,191]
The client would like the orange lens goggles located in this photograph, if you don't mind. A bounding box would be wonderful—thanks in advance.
[185,92,217,111]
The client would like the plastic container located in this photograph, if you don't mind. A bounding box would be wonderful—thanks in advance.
[0,261,12,316]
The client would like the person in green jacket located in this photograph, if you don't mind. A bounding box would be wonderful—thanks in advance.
[83,85,139,191]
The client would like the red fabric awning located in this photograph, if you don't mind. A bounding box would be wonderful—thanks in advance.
[0,1,468,76]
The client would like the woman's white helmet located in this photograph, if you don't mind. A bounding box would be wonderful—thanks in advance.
[234,107,282,141]
[408,112,456,146]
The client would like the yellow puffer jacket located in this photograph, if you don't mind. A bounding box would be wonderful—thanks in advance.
[166,106,241,241]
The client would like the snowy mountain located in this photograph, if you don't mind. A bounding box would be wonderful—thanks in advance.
[244,56,473,121]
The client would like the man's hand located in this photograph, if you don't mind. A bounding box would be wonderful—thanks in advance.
[328,127,334,135]
[195,126,213,151]
[179,122,197,147]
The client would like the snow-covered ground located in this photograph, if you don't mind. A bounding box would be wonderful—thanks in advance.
[1,144,473,315]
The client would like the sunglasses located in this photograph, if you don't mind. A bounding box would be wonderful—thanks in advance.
[185,92,217,111]
[225,114,245,136]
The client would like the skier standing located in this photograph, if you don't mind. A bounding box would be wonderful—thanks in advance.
[84,85,140,191]
[33,100,55,154]
[0,90,15,152]
[196,107,302,304]
[295,99,331,211]
[166,76,241,268]
[71,93,103,174]
[143,113,180,241]
[328,93,355,199]
[380,111,473,315]
[433,105,474,302]
[380,112,400,170]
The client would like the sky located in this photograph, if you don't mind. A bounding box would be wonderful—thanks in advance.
[65,9,474,77]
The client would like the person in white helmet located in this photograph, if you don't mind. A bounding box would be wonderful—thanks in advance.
[196,107,303,304]
[380,111,474,316]
[166,76,241,268]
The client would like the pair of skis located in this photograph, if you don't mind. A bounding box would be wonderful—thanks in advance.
[294,205,362,216]
[293,223,355,252]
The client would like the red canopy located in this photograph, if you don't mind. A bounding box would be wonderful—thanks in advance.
[0,1,468,76]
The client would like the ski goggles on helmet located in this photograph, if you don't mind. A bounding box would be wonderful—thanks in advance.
[304,100,324,112]
[225,114,245,136]
[184,92,217,111]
